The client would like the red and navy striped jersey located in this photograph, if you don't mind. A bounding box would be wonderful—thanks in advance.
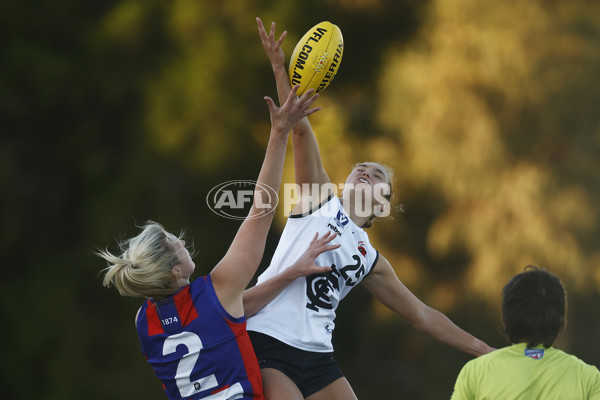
[136,275,264,399]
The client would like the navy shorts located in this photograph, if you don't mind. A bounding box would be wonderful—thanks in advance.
[248,331,344,398]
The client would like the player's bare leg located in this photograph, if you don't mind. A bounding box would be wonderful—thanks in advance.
[262,368,304,400]
[306,377,358,400]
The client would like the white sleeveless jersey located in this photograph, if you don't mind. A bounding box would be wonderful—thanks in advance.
[247,196,379,352]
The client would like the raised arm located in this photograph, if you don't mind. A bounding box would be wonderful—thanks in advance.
[256,17,331,200]
[210,87,320,318]
[362,255,495,357]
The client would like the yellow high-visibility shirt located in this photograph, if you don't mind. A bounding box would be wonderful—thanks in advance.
[451,343,600,400]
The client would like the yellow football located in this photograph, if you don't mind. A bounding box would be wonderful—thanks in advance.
[289,21,344,95]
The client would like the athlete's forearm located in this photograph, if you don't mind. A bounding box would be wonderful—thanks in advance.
[250,127,289,216]
[243,271,296,317]
[271,64,313,136]
[272,64,291,105]
[259,19,327,188]
[413,306,494,357]
[272,64,328,187]
[210,90,320,305]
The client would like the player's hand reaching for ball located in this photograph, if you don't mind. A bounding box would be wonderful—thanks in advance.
[256,17,286,70]
[265,85,320,135]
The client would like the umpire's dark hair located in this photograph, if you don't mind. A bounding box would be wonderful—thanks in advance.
[502,265,566,348]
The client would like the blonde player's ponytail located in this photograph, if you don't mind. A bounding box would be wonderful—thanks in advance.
[97,221,183,301]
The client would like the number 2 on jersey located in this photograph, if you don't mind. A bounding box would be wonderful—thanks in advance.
[163,331,218,397]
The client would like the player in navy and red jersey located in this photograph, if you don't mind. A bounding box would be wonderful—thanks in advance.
[98,88,340,400]
[135,275,262,399]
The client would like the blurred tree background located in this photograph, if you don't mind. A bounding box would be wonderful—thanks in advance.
[1,0,599,398]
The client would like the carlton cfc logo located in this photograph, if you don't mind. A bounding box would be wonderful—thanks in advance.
[306,255,366,312]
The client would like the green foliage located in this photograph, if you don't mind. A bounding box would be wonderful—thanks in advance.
[373,0,600,302]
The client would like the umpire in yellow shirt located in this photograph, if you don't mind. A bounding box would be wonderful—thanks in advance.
[452,266,600,400]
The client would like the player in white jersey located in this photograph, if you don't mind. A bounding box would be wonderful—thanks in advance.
[243,18,496,400]
[248,194,380,353]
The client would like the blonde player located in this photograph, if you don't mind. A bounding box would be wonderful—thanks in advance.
[98,87,331,400]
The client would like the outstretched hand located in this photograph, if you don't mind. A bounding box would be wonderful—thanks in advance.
[256,17,286,69]
[287,231,340,279]
[265,85,320,134]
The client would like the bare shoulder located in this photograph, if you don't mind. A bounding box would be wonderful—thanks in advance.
[365,254,393,279]
[209,269,245,319]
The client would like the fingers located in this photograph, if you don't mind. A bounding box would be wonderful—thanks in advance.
[297,89,321,118]
[313,265,333,273]
[284,86,320,111]
[270,86,321,129]
[298,88,316,103]
[318,231,337,245]
[309,232,319,244]
[315,243,340,256]
[257,18,286,47]
[256,17,266,38]
[277,30,287,46]
[308,231,340,256]
[287,84,301,102]
[311,230,335,244]
[298,89,320,111]
[300,91,319,108]
[303,106,322,117]
[264,96,276,112]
